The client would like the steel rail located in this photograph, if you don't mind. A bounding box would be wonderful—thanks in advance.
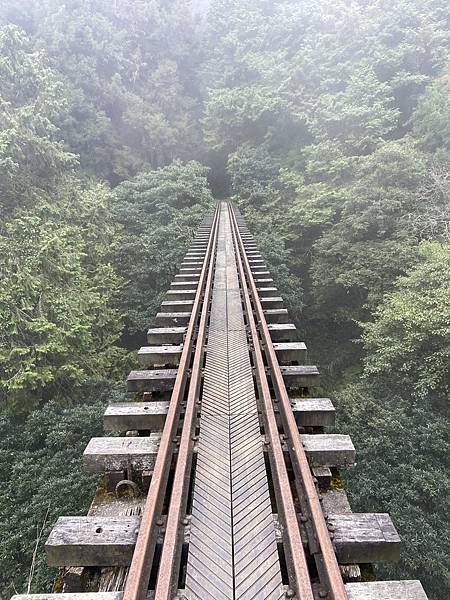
[229,203,348,600]
[228,203,314,600]
[123,205,220,600]
[153,206,220,599]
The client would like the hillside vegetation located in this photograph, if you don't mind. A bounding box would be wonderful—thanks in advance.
[0,2,448,598]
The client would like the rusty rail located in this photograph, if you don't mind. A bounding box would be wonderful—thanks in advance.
[123,205,220,600]
[228,203,315,600]
[229,203,348,600]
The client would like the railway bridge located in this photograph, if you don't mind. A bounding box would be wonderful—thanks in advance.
[13,202,427,600]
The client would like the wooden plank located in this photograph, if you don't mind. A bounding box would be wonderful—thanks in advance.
[155,312,191,326]
[170,280,198,289]
[160,299,194,312]
[345,581,428,600]
[137,345,182,367]
[104,401,169,431]
[267,323,297,341]
[329,513,401,564]
[83,436,160,473]
[300,434,355,467]
[126,368,177,392]
[281,365,320,387]
[45,516,140,567]
[257,286,278,297]
[174,273,199,282]
[291,397,335,427]
[264,308,289,323]
[273,341,306,362]
[322,488,353,515]
[147,326,186,344]
[254,277,274,284]
[261,297,284,309]
[165,289,196,301]
[179,267,201,273]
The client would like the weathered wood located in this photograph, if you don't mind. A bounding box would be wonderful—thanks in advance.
[170,280,198,289]
[300,434,355,467]
[281,365,320,387]
[174,273,199,282]
[322,488,353,515]
[147,326,186,344]
[249,259,265,265]
[62,567,85,592]
[106,398,334,431]
[104,401,169,431]
[155,312,191,326]
[45,516,140,567]
[160,299,194,312]
[311,466,332,487]
[273,341,306,362]
[254,277,274,284]
[137,345,182,367]
[329,513,401,564]
[261,296,284,309]
[126,368,178,392]
[181,260,203,266]
[179,267,201,273]
[267,322,297,341]
[165,289,196,301]
[257,286,278,296]
[291,397,335,427]
[264,308,289,323]
[83,436,160,473]
[252,269,270,276]
[345,581,428,600]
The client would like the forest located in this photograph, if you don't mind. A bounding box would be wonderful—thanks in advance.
[0,1,448,599]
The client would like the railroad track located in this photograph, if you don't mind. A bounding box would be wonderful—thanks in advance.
[14,202,427,600]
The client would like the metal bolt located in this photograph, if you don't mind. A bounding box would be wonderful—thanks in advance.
[300,515,308,522]
[319,592,328,598]
[182,518,189,526]
[285,589,295,598]
[156,518,164,527]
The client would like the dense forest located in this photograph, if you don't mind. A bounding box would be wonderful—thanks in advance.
[0,1,448,599]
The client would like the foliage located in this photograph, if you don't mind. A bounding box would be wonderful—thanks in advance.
[362,242,450,400]
[335,383,449,600]
[0,383,127,598]
[0,0,203,183]
[112,161,215,335]
[0,26,124,412]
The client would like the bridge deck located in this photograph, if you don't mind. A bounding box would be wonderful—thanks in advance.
[184,204,284,599]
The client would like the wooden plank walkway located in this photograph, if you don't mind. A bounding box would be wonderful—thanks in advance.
[184,204,284,599]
